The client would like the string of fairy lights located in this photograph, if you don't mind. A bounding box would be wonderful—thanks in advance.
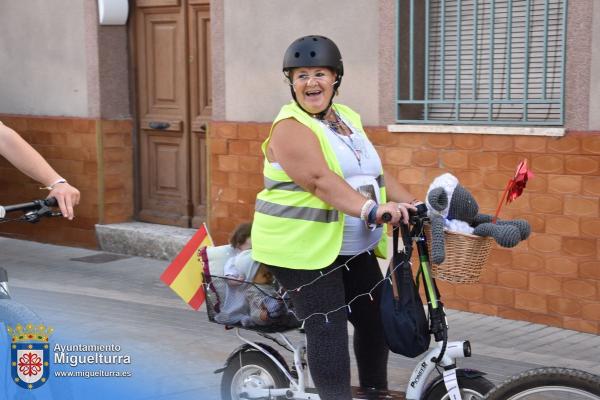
[204,226,419,327]
[278,232,408,326]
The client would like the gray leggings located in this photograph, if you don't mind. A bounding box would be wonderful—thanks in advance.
[268,252,389,400]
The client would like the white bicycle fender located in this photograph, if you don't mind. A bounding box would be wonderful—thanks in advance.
[443,367,462,400]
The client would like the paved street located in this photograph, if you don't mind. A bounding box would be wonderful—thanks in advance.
[0,237,598,399]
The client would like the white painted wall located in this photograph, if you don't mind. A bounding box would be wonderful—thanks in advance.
[0,1,88,117]
[224,0,379,125]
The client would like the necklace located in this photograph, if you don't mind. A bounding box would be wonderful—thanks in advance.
[321,109,347,135]
[320,110,362,168]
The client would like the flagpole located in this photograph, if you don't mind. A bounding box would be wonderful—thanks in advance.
[492,180,511,224]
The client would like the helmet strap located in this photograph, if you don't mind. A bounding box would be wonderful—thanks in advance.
[290,90,333,120]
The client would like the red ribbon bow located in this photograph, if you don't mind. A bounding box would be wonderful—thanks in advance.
[506,160,534,204]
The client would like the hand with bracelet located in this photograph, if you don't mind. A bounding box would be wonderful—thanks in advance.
[0,121,81,219]
[42,178,80,220]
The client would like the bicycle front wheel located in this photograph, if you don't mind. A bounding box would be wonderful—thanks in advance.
[485,367,600,400]
[424,374,494,400]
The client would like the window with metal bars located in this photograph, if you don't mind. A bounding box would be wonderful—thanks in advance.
[396,0,567,126]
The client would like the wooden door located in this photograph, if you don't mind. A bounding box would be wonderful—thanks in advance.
[134,0,210,227]
[188,0,211,227]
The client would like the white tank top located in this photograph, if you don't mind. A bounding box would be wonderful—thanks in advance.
[319,114,383,255]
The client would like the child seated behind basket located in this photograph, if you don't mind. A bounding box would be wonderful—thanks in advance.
[223,222,252,284]
[214,223,252,325]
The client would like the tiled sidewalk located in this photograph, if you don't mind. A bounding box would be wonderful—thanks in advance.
[1,237,598,399]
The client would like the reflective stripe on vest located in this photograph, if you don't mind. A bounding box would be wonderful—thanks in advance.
[255,199,339,223]
[265,175,385,191]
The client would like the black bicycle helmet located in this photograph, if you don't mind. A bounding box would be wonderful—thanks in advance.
[282,35,344,117]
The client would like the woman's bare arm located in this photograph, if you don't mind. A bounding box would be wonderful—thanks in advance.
[268,119,407,224]
[0,122,80,219]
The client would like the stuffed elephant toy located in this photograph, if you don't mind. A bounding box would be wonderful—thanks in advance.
[425,173,531,265]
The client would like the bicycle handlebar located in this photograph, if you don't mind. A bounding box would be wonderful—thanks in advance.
[0,198,58,219]
[381,203,427,224]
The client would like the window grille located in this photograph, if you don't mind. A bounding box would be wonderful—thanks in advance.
[396,0,567,125]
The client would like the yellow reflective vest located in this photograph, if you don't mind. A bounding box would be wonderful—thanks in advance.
[251,101,387,270]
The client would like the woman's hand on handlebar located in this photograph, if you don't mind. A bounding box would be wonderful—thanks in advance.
[48,183,80,220]
[376,202,417,225]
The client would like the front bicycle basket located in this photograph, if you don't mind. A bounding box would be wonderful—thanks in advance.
[424,224,492,284]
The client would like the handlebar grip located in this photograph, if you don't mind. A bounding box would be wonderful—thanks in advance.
[383,203,427,223]
[44,197,58,207]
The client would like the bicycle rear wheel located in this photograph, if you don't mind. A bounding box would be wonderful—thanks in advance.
[221,351,289,400]
[485,367,600,400]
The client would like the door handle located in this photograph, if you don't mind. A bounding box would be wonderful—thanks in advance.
[149,121,171,130]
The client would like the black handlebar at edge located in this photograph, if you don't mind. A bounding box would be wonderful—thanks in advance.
[1,197,57,213]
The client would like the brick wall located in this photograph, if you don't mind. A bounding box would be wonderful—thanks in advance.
[99,120,135,225]
[209,120,600,334]
[208,122,269,244]
[0,115,134,248]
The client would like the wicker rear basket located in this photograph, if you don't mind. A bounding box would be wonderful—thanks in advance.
[424,224,493,283]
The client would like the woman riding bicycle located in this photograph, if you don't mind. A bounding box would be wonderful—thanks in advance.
[251,35,420,400]
[0,121,80,218]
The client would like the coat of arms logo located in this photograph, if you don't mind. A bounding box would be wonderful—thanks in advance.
[7,323,54,389]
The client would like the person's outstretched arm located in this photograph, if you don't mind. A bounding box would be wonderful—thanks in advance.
[0,121,80,219]
[268,118,413,224]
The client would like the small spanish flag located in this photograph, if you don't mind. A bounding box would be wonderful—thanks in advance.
[160,223,213,310]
